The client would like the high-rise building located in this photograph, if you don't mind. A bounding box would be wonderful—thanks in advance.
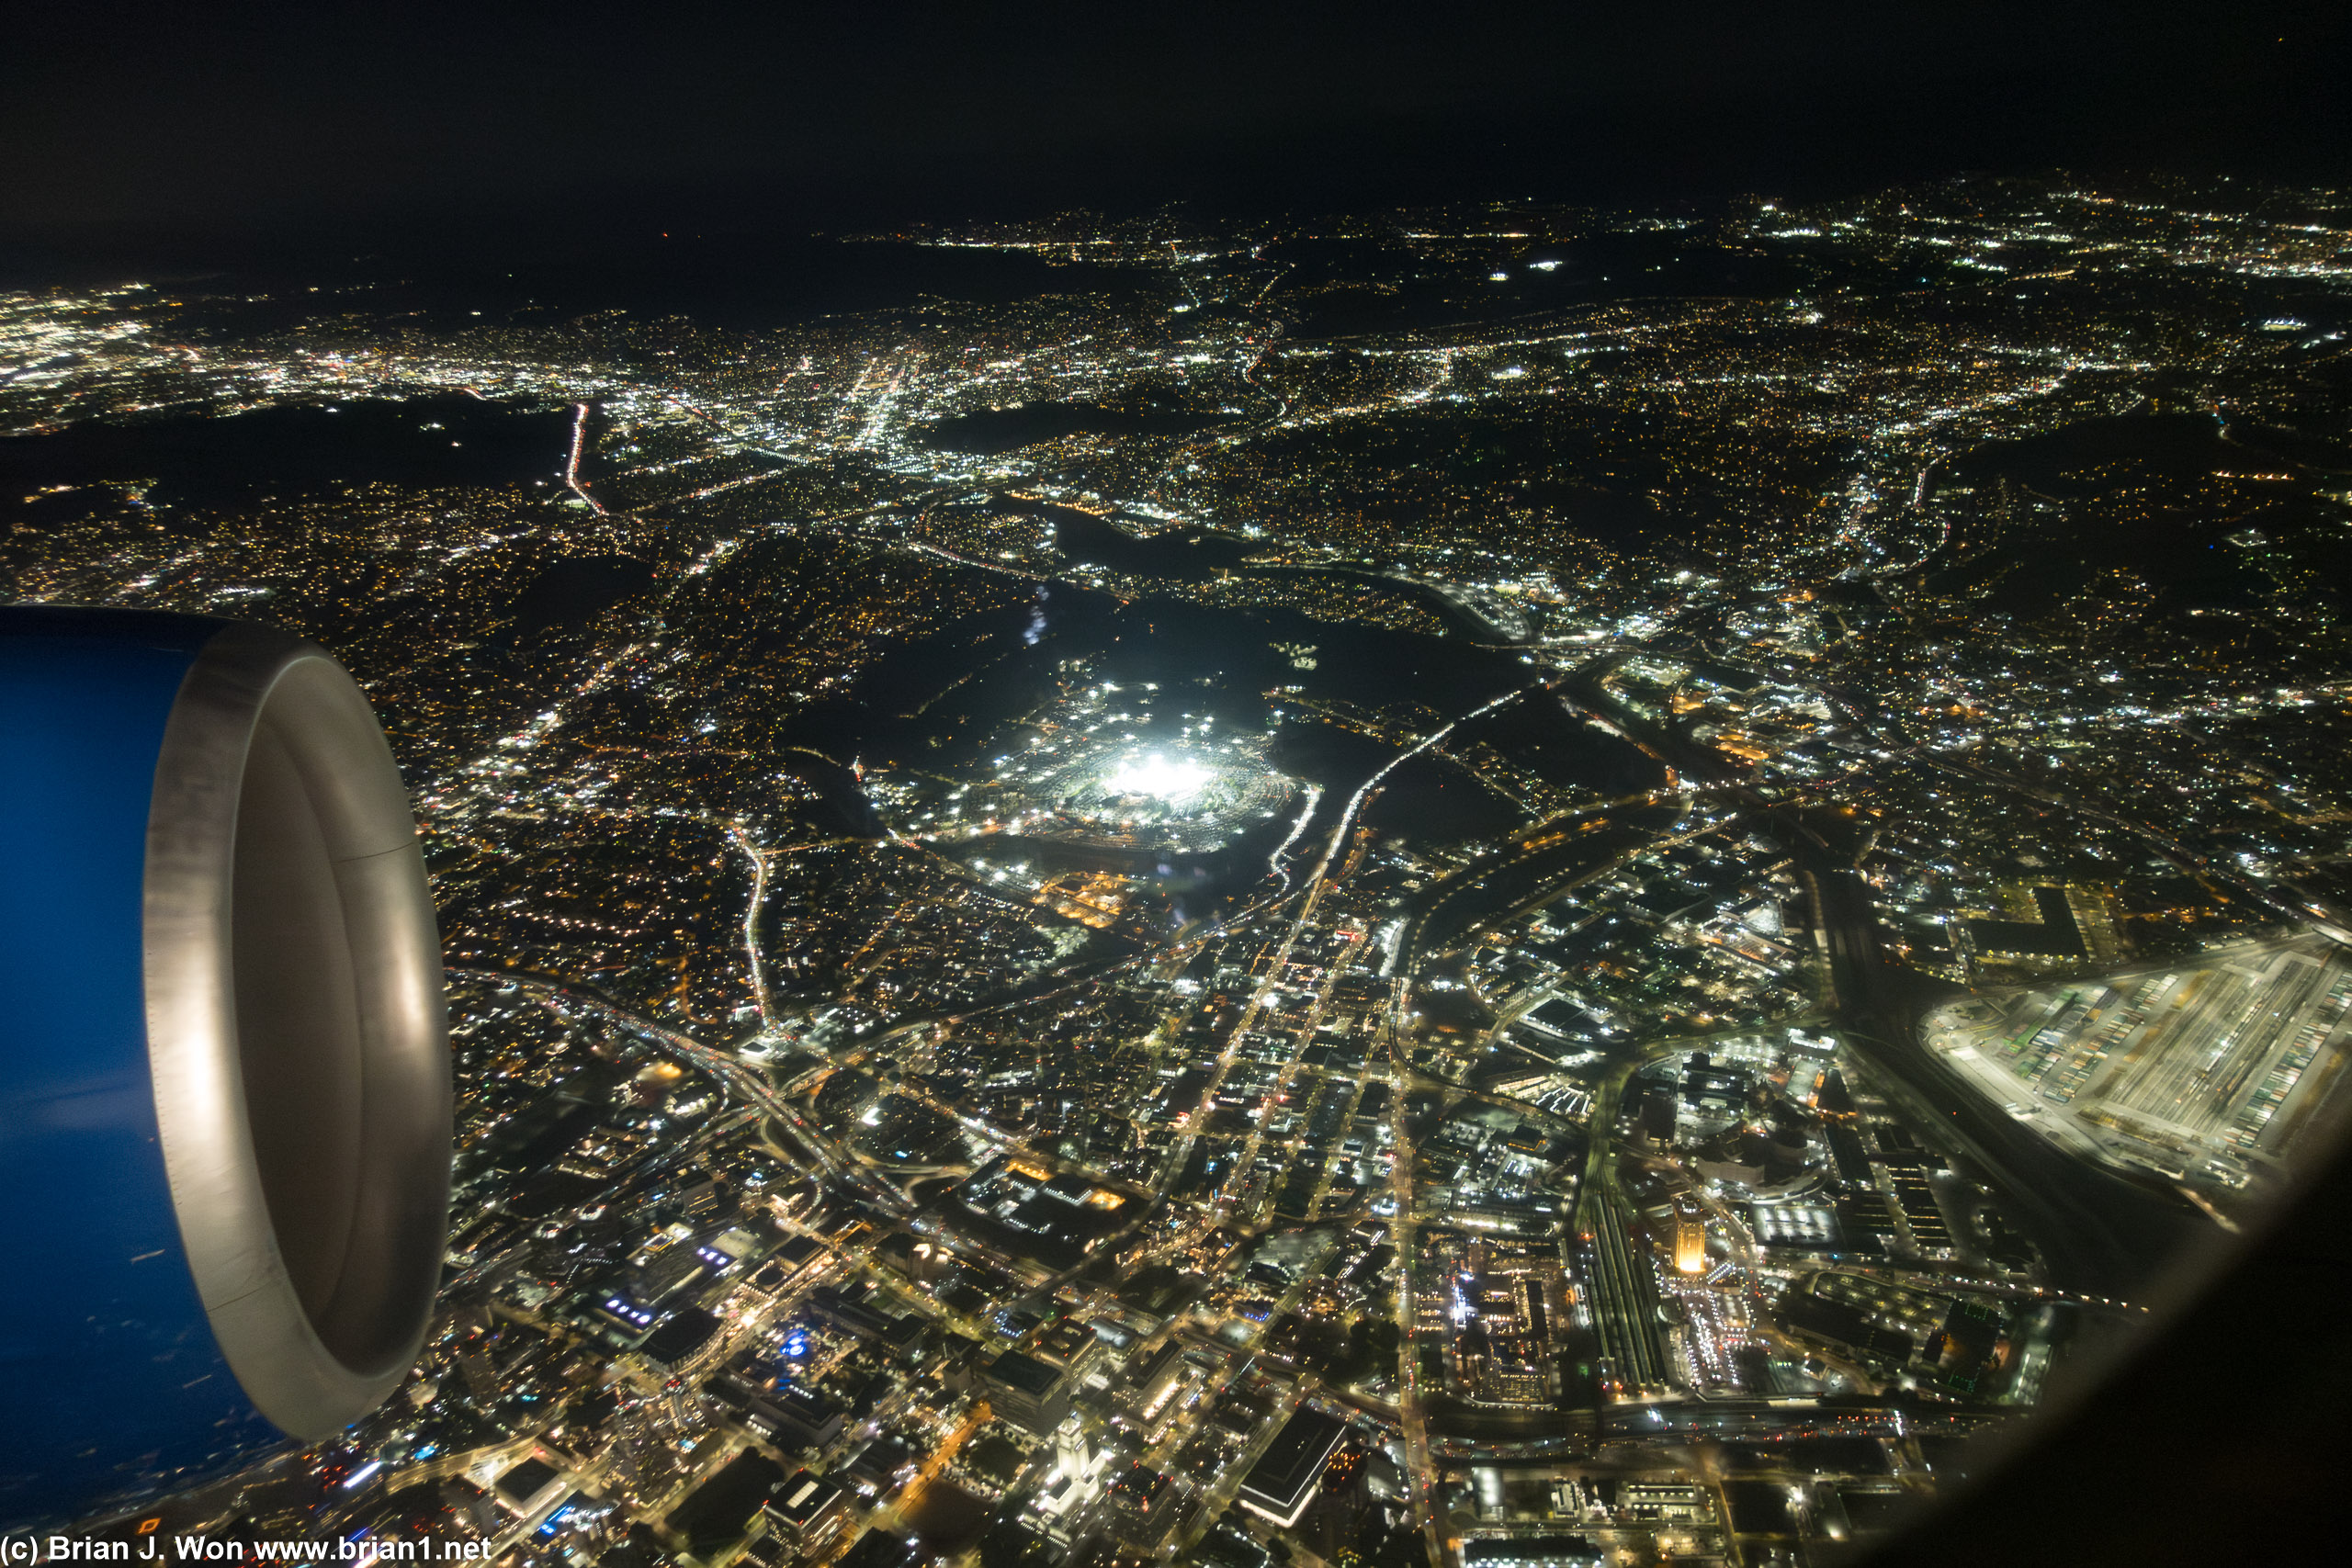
[763,1471,848,1549]
[981,1349,1074,1434]
[1052,1412,1093,1478]
[1672,1201,1707,1276]
[458,1346,498,1404]
[1239,1408,1350,1529]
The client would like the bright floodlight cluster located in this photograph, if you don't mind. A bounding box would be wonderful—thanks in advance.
[1104,751,1215,806]
[1040,739,1294,852]
[885,669,1302,853]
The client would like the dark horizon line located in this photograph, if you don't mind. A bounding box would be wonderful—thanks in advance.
[6,85,2347,283]
[2,166,2336,295]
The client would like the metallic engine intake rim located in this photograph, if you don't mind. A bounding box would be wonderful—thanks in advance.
[143,624,450,1438]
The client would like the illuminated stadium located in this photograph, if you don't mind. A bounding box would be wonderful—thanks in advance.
[1022,738,1295,852]
[899,672,1301,855]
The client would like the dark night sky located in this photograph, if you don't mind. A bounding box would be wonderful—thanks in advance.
[2,1,2346,261]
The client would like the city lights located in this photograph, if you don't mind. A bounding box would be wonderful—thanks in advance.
[6,170,2346,1566]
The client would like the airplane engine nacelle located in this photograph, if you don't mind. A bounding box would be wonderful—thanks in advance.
[0,607,450,1526]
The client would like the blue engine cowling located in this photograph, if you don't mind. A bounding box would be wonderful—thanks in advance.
[0,606,450,1528]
